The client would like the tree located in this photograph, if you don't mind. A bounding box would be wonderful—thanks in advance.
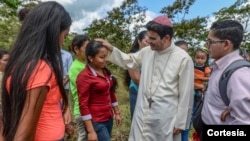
[160,0,208,51]
[160,0,250,57]
[84,0,147,74]
[0,0,39,50]
[213,0,250,50]
[2,0,21,10]
[0,2,20,50]
[84,0,147,52]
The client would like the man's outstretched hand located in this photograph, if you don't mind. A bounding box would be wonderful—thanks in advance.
[95,38,114,51]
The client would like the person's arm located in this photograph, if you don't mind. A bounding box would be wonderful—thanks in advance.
[194,82,205,90]
[112,106,122,126]
[128,69,140,85]
[64,54,73,86]
[110,90,122,127]
[77,70,97,140]
[63,75,70,86]
[175,57,194,132]
[84,120,97,141]
[227,68,250,124]
[194,75,209,81]
[63,106,72,124]
[96,38,141,70]
[13,86,48,141]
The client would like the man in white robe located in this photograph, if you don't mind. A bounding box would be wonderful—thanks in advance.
[98,15,194,141]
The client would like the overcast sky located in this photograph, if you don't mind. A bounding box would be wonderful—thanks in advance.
[41,0,156,34]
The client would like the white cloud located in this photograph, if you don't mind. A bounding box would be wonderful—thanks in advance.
[42,0,125,33]
[41,0,156,34]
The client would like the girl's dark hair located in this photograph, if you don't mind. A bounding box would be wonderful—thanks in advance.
[2,2,72,140]
[124,30,147,88]
[85,40,118,92]
[68,34,90,54]
[0,49,9,59]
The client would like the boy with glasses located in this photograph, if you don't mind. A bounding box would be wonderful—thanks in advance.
[201,20,250,139]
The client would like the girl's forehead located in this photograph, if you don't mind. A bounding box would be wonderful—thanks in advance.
[195,50,207,56]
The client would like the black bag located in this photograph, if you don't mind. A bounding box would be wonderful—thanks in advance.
[192,97,204,136]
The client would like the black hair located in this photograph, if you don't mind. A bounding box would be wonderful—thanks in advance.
[69,34,90,54]
[85,40,118,92]
[124,30,148,88]
[17,7,30,22]
[129,30,147,53]
[146,21,174,39]
[0,49,9,59]
[2,2,72,140]
[210,20,244,50]
[175,40,188,47]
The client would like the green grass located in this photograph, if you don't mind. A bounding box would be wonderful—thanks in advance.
[111,73,131,141]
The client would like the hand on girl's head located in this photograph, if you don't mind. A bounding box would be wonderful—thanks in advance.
[94,38,113,51]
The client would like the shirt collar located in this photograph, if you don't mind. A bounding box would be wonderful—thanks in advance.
[88,65,97,76]
[155,41,175,55]
[214,50,242,70]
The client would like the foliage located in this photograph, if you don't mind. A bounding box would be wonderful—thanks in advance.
[0,0,39,50]
[160,0,250,56]
[160,0,208,50]
[0,3,20,50]
[2,0,22,10]
[84,0,147,75]
[84,0,147,52]
[213,0,250,50]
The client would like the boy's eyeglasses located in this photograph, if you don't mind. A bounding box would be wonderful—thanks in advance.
[206,40,225,46]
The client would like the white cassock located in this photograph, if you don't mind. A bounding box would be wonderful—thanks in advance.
[109,42,194,141]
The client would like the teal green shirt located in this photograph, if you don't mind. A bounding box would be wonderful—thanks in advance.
[68,59,86,116]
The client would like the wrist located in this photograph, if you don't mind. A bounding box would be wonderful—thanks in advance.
[115,111,120,115]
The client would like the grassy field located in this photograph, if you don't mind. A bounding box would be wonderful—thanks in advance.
[111,72,131,141]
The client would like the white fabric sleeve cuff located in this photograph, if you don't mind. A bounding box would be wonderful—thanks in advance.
[112,102,118,107]
[81,114,92,121]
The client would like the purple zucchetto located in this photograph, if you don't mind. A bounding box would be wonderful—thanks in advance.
[152,15,173,27]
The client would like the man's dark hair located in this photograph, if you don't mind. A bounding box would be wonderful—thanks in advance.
[210,20,244,50]
[146,21,174,39]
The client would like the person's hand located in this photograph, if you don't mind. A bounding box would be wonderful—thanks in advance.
[194,75,201,80]
[65,121,74,139]
[115,114,122,126]
[173,127,182,135]
[88,131,98,141]
[200,84,206,92]
[63,107,72,124]
[95,38,113,51]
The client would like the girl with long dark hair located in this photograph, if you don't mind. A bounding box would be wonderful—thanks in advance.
[1,2,72,141]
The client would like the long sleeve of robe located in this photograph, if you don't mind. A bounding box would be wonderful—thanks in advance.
[109,43,194,141]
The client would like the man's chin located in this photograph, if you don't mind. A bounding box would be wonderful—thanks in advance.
[150,46,156,50]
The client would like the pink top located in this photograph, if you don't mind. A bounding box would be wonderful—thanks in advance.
[7,60,65,140]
